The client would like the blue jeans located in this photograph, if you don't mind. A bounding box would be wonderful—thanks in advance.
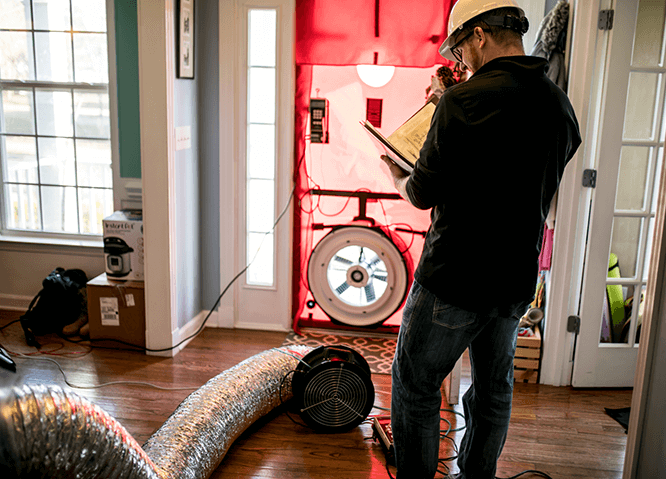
[391,280,527,479]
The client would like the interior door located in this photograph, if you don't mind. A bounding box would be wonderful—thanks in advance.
[572,0,666,387]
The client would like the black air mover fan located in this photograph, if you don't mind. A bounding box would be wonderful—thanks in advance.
[292,345,375,432]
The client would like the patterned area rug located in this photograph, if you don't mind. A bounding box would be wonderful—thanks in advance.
[281,329,397,375]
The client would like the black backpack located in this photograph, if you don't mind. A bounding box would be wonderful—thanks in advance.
[20,268,88,347]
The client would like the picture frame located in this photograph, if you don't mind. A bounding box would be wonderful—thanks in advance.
[177,0,195,79]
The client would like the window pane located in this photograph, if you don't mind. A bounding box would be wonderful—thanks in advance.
[33,0,71,31]
[5,183,41,230]
[0,32,35,80]
[35,32,73,82]
[74,91,110,138]
[78,187,112,234]
[609,217,643,278]
[247,178,274,233]
[0,0,32,29]
[1,90,35,134]
[4,135,38,183]
[74,33,109,83]
[72,0,107,32]
[248,67,275,124]
[601,281,634,344]
[247,232,274,285]
[249,9,276,67]
[41,185,78,233]
[38,137,75,186]
[623,72,661,141]
[615,146,650,210]
[76,139,112,187]
[36,89,74,137]
[631,0,666,67]
[247,124,275,179]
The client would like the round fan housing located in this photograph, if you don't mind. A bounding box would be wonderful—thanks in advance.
[292,345,375,432]
[307,226,408,327]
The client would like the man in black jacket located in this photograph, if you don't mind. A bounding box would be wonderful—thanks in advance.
[380,1,581,478]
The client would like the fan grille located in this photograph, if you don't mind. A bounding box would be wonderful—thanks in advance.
[301,365,372,429]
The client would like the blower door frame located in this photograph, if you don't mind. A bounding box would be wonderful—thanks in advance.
[307,226,409,327]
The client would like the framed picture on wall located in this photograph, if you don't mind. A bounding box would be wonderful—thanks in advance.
[177,0,195,79]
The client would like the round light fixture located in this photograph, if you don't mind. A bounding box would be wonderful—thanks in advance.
[356,64,395,88]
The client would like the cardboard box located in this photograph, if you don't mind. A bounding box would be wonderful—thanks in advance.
[103,210,144,281]
[87,273,145,347]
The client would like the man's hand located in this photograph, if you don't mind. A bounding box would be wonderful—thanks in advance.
[380,155,410,200]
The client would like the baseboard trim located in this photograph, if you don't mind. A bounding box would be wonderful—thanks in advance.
[0,294,32,311]
[234,321,289,333]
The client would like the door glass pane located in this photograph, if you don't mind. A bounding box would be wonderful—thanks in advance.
[631,0,666,67]
[34,32,73,82]
[247,232,274,285]
[248,67,275,124]
[249,9,276,67]
[601,279,634,344]
[36,90,74,137]
[615,146,650,210]
[38,137,76,186]
[610,217,643,278]
[247,178,274,233]
[0,32,35,80]
[623,72,661,140]
[247,124,275,179]
[1,90,35,134]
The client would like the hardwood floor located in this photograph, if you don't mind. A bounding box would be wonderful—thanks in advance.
[0,311,631,478]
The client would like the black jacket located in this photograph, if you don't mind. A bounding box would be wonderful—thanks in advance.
[406,56,581,313]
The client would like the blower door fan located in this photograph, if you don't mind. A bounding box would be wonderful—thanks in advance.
[308,226,409,327]
[292,345,375,433]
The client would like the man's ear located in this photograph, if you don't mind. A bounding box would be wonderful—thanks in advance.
[474,26,486,47]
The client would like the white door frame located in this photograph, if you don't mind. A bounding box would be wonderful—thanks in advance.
[540,0,611,386]
[218,0,295,331]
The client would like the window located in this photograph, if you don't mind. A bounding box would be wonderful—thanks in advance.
[0,0,113,237]
[245,8,277,286]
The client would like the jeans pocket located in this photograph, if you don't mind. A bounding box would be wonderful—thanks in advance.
[432,298,476,329]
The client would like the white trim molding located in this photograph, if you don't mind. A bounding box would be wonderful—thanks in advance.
[137,0,179,357]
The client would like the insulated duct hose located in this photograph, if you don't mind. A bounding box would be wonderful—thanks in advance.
[0,345,311,479]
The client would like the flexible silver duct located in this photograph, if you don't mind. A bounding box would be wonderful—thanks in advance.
[0,345,311,479]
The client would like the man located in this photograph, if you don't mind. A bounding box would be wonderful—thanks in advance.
[380,1,581,478]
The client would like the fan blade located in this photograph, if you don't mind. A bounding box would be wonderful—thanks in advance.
[372,273,387,282]
[364,283,376,302]
[335,282,350,295]
[367,255,382,267]
[333,255,353,266]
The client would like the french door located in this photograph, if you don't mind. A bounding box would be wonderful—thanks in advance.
[572,0,666,387]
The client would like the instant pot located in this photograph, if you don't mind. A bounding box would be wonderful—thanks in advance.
[104,237,134,277]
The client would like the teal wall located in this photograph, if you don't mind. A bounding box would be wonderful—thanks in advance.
[114,0,141,178]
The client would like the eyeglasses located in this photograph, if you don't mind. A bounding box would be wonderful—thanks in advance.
[450,31,473,63]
